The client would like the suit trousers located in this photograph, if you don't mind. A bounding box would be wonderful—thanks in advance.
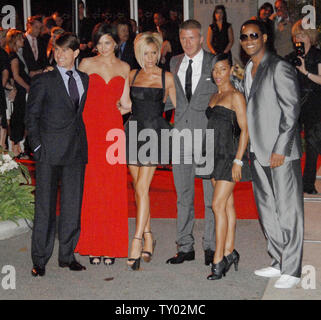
[173,162,215,253]
[31,161,86,267]
[250,153,304,277]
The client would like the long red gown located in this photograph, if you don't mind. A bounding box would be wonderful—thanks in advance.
[75,73,128,257]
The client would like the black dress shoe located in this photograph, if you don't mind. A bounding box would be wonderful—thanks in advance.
[204,249,215,266]
[304,187,318,195]
[59,260,86,271]
[31,265,45,277]
[166,251,195,264]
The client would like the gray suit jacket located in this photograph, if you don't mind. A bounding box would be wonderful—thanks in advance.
[165,50,217,133]
[244,51,302,166]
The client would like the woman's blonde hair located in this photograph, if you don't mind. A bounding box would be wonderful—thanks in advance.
[292,19,319,46]
[134,32,163,69]
[5,29,23,54]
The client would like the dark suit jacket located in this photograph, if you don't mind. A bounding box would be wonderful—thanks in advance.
[25,67,89,165]
[22,36,48,72]
[119,41,139,70]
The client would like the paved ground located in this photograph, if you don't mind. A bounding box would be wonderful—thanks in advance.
[0,218,270,300]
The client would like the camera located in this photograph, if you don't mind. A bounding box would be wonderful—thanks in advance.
[289,42,305,67]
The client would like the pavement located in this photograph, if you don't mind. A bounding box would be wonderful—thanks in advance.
[0,168,320,301]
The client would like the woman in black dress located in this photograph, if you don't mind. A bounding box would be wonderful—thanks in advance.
[124,32,176,270]
[201,53,250,280]
[206,5,234,65]
[5,29,30,158]
[0,27,13,150]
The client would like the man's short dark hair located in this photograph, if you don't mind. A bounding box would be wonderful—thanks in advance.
[55,32,80,51]
[240,19,267,36]
[179,19,202,32]
[116,18,131,29]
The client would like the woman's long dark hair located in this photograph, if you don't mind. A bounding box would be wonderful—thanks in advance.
[92,23,119,54]
[257,2,274,19]
[212,5,227,25]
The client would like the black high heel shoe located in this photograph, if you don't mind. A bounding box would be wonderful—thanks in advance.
[224,249,240,273]
[103,257,115,265]
[127,237,142,271]
[89,256,101,265]
[141,231,156,263]
[207,257,228,280]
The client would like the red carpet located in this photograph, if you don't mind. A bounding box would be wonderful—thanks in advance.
[127,170,258,219]
[20,154,320,220]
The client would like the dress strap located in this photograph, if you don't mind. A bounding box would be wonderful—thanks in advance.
[131,69,141,86]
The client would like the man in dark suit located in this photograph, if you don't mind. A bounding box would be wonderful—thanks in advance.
[25,33,89,277]
[23,15,48,77]
[116,19,139,70]
[240,20,303,289]
[165,20,217,266]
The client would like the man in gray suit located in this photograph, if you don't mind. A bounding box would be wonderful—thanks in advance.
[165,20,217,265]
[240,20,304,289]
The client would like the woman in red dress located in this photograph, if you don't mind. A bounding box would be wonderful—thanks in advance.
[75,23,131,265]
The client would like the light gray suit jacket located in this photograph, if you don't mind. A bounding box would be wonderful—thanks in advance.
[244,51,302,166]
[165,50,217,133]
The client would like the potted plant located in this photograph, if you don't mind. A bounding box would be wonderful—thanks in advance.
[0,147,34,239]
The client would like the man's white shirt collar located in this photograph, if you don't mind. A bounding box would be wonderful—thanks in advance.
[183,48,204,64]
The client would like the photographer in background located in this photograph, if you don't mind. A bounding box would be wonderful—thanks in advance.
[286,19,321,194]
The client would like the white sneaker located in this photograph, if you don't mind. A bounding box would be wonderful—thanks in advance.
[274,275,301,289]
[254,267,281,278]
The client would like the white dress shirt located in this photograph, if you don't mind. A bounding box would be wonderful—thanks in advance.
[177,49,204,95]
[244,60,254,152]
[244,60,253,100]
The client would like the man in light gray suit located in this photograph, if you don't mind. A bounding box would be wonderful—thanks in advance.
[165,20,217,265]
[240,20,304,289]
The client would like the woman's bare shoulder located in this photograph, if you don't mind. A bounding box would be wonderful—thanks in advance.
[78,56,98,72]
[232,90,246,110]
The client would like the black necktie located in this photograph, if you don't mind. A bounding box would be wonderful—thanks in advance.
[66,70,80,109]
[185,59,193,102]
